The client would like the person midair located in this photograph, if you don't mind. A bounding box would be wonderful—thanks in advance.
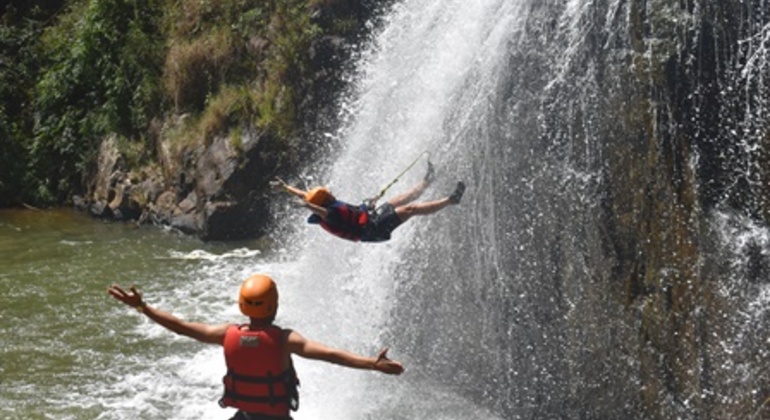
[107,275,404,420]
[270,161,465,242]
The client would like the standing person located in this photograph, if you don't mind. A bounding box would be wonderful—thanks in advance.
[270,162,465,242]
[107,274,404,420]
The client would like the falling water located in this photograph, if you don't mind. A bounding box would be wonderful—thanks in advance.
[314,0,770,418]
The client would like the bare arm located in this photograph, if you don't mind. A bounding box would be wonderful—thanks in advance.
[107,284,228,345]
[270,178,329,218]
[270,177,308,200]
[304,201,329,219]
[286,330,404,375]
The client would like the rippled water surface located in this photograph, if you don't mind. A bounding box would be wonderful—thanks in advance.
[0,209,503,420]
[0,209,270,419]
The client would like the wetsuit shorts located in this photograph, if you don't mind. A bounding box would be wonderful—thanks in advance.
[229,411,292,420]
[361,203,403,242]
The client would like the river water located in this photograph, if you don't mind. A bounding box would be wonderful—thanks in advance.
[2,207,768,418]
[0,209,262,419]
[0,210,492,419]
[0,206,504,420]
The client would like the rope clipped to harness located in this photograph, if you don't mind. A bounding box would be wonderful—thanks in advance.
[364,151,431,210]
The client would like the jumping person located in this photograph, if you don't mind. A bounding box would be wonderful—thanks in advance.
[270,162,465,242]
[107,274,404,420]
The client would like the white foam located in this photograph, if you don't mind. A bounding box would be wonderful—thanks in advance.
[159,248,262,261]
[91,0,524,417]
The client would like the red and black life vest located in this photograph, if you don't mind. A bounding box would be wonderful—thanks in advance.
[219,325,299,416]
[318,202,369,241]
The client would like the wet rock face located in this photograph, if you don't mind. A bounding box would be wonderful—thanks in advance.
[194,131,281,241]
[82,128,282,240]
[83,136,144,221]
[390,1,770,419]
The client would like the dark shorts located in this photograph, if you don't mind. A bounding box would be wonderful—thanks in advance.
[229,411,292,420]
[361,203,403,242]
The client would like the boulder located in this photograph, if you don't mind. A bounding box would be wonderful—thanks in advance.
[194,129,283,240]
[93,136,121,203]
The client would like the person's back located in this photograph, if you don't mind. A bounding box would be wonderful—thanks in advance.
[107,274,403,420]
[220,324,298,418]
[307,199,369,241]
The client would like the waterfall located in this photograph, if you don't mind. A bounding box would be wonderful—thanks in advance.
[286,0,770,418]
[274,0,521,418]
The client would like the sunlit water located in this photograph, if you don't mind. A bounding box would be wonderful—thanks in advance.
[0,209,267,419]
[0,204,503,420]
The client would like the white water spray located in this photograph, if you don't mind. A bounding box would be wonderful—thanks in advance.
[107,0,522,418]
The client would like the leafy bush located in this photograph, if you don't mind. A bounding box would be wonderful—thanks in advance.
[1,0,374,207]
[164,26,237,113]
[30,0,165,204]
[0,4,53,205]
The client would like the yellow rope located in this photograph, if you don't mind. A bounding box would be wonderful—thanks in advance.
[367,151,430,206]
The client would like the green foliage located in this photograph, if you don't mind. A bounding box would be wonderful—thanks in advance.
[163,0,322,144]
[115,135,149,169]
[0,4,55,206]
[164,26,237,112]
[0,105,25,206]
[1,0,369,207]
[164,0,270,40]
[229,126,245,163]
[30,0,165,204]
[199,85,257,145]
[256,0,321,137]
[167,84,259,150]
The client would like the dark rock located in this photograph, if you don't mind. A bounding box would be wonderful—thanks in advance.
[309,35,346,69]
[194,130,281,240]
[137,177,164,204]
[89,200,112,218]
[169,212,200,234]
[72,195,87,211]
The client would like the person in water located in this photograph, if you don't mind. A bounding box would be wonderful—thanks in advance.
[107,274,404,420]
[270,162,465,242]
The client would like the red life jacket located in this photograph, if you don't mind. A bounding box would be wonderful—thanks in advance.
[319,202,369,241]
[219,325,299,416]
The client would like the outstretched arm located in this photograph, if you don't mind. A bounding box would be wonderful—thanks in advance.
[270,177,308,200]
[270,178,329,218]
[107,284,228,345]
[286,330,404,375]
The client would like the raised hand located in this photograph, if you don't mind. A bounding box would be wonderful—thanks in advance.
[269,177,288,192]
[373,348,405,375]
[107,284,145,309]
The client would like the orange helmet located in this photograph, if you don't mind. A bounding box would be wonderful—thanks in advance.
[238,274,278,319]
[305,186,332,206]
